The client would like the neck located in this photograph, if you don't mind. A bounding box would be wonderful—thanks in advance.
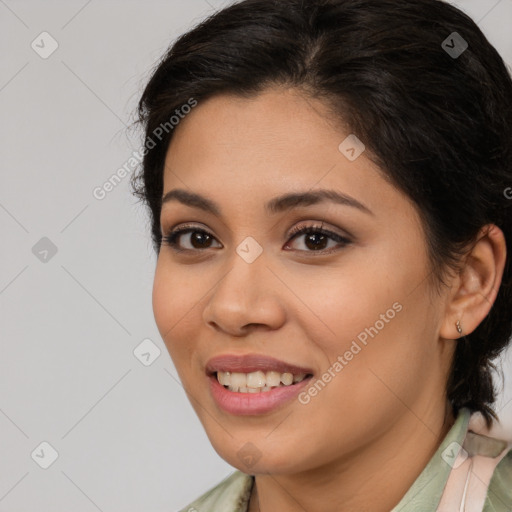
[248,400,455,512]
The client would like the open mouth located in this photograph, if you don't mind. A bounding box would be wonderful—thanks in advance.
[215,370,314,393]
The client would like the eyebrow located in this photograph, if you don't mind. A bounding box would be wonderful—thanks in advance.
[161,188,374,216]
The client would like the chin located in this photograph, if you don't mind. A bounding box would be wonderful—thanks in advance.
[227,445,307,475]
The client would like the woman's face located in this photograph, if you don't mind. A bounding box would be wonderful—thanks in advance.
[153,87,455,474]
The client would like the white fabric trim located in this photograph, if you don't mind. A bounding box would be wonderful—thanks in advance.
[436,412,511,512]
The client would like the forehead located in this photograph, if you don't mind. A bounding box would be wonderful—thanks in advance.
[161,88,415,222]
[167,88,345,156]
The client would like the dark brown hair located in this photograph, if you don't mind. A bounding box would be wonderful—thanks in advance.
[131,0,512,427]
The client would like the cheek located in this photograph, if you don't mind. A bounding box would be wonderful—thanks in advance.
[285,252,410,350]
[320,264,434,412]
[152,260,199,365]
[152,263,173,340]
[291,240,431,389]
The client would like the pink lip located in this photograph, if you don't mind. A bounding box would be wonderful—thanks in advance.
[205,354,314,415]
[208,373,313,415]
[205,353,314,375]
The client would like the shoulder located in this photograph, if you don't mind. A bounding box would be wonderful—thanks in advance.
[483,444,512,512]
[177,470,254,512]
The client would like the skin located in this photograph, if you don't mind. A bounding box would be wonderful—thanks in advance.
[152,87,506,512]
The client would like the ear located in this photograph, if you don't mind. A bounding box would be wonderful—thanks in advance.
[440,224,507,340]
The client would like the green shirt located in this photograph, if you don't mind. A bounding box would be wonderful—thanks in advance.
[179,408,512,511]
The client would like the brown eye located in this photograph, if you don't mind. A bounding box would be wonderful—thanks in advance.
[161,226,221,252]
[284,224,352,254]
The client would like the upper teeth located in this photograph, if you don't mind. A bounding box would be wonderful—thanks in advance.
[216,370,308,392]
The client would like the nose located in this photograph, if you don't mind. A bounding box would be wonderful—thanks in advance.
[202,250,286,337]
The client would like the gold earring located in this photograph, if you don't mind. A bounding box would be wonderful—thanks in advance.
[456,320,463,335]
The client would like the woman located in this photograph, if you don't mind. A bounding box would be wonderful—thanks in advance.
[131,0,512,510]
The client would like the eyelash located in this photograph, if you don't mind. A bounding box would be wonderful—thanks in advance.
[161,222,352,255]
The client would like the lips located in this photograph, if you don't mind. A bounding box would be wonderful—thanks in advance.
[205,353,314,376]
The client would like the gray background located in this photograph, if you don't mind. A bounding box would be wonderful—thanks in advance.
[1,1,511,510]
